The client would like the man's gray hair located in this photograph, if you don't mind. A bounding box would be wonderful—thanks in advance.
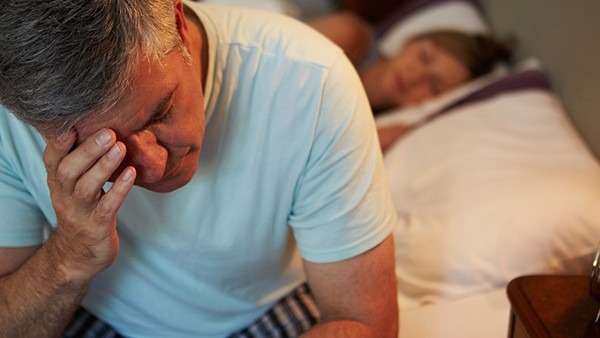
[0,0,188,136]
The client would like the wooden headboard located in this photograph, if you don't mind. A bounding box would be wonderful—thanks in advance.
[479,0,600,159]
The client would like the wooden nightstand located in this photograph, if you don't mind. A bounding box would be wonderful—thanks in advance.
[507,275,600,338]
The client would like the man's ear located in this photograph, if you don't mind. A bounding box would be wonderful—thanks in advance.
[174,0,191,51]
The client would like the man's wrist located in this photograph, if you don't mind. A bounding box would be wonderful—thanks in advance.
[42,234,95,291]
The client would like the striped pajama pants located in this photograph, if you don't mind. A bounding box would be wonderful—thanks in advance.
[63,283,319,338]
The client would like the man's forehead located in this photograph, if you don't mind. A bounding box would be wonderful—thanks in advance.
[72,51,181,141]
[74,100,142,141]
[74,86,175,142]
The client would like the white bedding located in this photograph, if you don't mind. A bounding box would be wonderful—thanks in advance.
[371,0,600,334]
[383,86,600,336]
[399,288,510,338]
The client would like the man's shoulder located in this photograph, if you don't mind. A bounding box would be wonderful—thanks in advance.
[187,1,343,67]
[0,107,44,150]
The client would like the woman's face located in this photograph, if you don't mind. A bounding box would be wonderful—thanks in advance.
[379,38,470,106]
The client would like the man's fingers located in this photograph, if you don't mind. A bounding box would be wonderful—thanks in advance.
[43,129,76,176]
[95,166,136,220]
[52,129,117,196]
[73,141,127,205]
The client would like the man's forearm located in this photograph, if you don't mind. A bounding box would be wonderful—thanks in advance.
[302,319,397,338]
[0,126,132,337]
[302,320,372,337]
[0,236,90,337]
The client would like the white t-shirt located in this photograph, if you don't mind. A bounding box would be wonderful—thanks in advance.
[0,2,396,337]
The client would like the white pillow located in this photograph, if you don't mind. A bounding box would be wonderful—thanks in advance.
[384,89,600,309]
[378,1,489,57]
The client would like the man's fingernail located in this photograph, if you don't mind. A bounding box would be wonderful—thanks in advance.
[121,167,134,182]
[107,144,122,159]
[95,130,112,146]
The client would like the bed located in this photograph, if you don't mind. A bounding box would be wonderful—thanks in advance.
[370,0,600,336]
[198,0,600,335]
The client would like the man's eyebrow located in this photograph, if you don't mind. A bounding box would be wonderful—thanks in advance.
[141,88,176,130]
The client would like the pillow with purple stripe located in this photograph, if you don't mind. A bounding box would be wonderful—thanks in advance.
[420,68,553,124]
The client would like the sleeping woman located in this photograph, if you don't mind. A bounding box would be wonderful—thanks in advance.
[309,12,513,150]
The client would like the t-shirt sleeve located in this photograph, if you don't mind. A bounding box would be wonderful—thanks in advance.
[0,135,47,247]
[289,55,397,263]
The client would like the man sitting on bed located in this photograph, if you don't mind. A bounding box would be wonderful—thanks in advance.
[0,0,398,337]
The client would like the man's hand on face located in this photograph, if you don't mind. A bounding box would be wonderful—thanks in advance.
[43,128,136,284]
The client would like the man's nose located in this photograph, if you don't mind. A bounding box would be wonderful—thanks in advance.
[124,130,168,183]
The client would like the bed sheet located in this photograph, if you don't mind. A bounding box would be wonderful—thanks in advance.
[399,288,510,338]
